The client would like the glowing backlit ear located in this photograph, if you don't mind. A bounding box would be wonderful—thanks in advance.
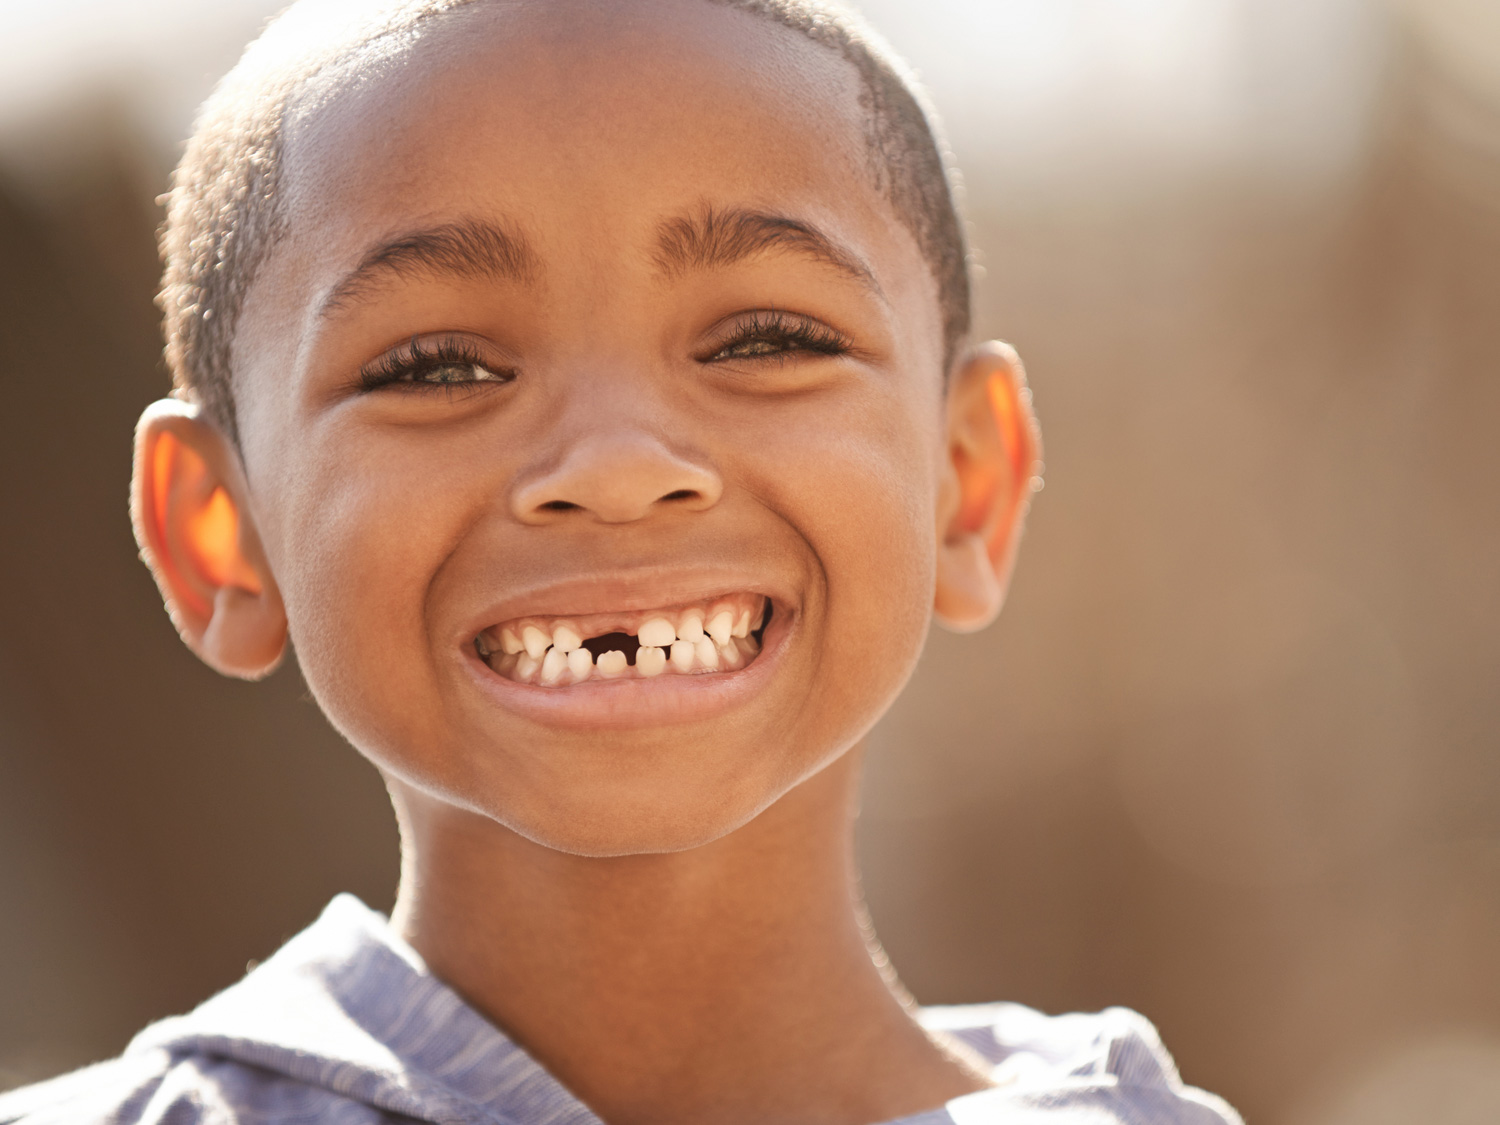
[131,399,287,679]
[933,341,1043,632]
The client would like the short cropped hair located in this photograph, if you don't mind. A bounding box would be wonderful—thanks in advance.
[159,0,972,442]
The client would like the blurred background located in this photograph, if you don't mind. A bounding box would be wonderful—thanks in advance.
[1,0,1497,1121]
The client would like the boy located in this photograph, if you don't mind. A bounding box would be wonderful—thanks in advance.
[0,1,1241,1122]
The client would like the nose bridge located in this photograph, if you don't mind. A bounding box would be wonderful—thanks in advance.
[510,372,722,524]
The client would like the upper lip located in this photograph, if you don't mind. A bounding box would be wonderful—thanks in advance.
[454,564,794,646]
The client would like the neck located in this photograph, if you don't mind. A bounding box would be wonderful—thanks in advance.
[388,746,989,1125]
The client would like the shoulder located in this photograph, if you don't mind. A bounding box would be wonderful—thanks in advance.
[0,1051,400,1125]
[0,1052,168,1125]
[918,1003,1243,1125]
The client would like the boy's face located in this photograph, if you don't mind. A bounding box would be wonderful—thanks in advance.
[150,0,1028,855]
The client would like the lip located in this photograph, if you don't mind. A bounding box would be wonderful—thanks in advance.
[454,566,798,731]
[456,566,794,632]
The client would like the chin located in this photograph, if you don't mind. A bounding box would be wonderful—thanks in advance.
[484,771,785,858]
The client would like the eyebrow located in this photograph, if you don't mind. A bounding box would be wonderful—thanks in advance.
[319,218,539,316]
[654,206,882,295]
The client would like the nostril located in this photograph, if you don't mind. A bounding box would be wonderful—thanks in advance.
[540,500,580,512]
[660,490,696,502]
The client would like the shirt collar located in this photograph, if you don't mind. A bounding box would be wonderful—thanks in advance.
[128,894,602,1125]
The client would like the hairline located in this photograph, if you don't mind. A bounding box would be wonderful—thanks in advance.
[160,0,973,444]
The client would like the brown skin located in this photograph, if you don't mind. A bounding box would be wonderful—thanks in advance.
[131,2,1040,1123]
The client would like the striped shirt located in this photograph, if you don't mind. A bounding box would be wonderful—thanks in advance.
[0,896,1242,1124]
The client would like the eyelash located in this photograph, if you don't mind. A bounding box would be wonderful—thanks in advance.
[358,311,848,393]
[358,335,515,394]
[702,311,852,363]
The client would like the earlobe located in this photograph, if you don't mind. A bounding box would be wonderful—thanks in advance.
[131,399,287,679]
[933,341,1042,632]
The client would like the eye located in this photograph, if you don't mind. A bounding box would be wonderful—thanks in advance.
[702,311,852,363]
[411,363,504,385]
[359,335,516,393]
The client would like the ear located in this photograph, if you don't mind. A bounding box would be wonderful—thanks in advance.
[933,341,1043,632]
[130,399,287,679]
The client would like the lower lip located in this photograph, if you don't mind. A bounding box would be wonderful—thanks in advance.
[461,608,793,731]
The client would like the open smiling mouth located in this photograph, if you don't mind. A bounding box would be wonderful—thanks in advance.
[475,593,770,687]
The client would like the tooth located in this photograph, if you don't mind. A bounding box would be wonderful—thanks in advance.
[521,625,550,659]
[597,650,628,678]
[707,610,733,646]
[732,607,751,638]
[475,634,493,657]
[751,598,766,630]
[717,641,742,670]
[540,647,568,686]
[490,652,520,677]
[677,609,705,644]
[552,624,583,653]
[515,651,542,682]
[499,627,524,655]
[738,635,761,657]
[638,617,676,649]
[568,647,593,682]
[636,645,667,677]
[694,636,719,671]
[670,639,695,672]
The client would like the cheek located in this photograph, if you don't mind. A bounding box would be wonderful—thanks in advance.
[741,383,939,738]
[258,419,493,759]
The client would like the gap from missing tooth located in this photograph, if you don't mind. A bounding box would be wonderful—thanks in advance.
[582,631,642,664]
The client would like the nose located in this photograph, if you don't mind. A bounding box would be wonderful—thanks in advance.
[511,428,723,524]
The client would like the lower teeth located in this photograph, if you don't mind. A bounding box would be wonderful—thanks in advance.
[487,633,761,687]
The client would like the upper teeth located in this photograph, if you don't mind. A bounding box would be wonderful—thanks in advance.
[638,617,676,649]
[677,609,705,643]
[480,596,767,687]
[521,625,550,659]
[706,610,733,646]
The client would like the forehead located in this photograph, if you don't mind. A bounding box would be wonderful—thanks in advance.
[273,0,909,295]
